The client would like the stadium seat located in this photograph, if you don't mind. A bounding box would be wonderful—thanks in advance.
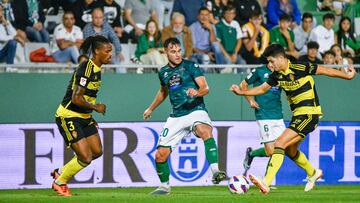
[120,43,137,64]
[24,42,51,62]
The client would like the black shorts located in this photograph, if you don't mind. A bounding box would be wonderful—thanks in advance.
[288,114,319,137]
[55,116,98,146]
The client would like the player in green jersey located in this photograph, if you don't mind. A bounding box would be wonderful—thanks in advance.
[231,44,356,194]
[231,64,285,176]
[143,37,227,195]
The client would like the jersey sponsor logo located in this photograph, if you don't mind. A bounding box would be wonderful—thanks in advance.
[168,74,183,90]
[169,137,209,182]
[80,77,87,86]
[279,80,300,87]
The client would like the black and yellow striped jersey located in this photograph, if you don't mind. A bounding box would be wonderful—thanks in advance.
[55,59,102,118]
[266,60,322,116]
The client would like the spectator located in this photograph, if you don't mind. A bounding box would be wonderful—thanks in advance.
[72,0,95,29]
[233,0,262,26]
[215,5,244,67]
[52,11,83,63]
[309,13,335,54]
[336,16,360,57]
[160,0,175,28]
[2,0,28,44]
[241,11,270,64]
[0,4,17,64]
[124,0,158,42]
[293,12,314,55]
[134,19,167,65]
[343,0,360,20]
[162,12,193,59]
[91,0,133,43]
[330,44,353,65]
[270,13,299,60]
[11,0,49,42]
[323,50,336,64]
[190,7,222,65]
[83,8,124,64]
[266,0,301,30]
[298,41,322,64]
[206,0,231,24]
[319,0,344,15]
[172,0,206,26]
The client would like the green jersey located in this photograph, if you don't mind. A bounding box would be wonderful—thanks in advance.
[245,65,283,120]
[158,59,207,117]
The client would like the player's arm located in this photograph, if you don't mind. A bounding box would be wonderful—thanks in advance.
[143,85,169,120]
[316,64,356,80]
[230,81,272,96]
[239,80,260,109]
[72,85,106,114]
[187,76,209,97]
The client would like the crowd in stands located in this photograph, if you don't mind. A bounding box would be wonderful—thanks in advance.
[0,0,360,72]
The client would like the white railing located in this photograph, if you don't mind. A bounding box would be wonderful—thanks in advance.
[0,63,359,73]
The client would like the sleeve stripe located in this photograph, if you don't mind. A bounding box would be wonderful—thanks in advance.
[85,62,92,77]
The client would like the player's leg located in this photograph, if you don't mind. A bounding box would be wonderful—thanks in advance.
[84,120,103,160]
[286,115,323,192]
[151,117,186,195]
[52,117,93,196]
[249,128,301,194]
[244,120,281,175]
[193,123,227,184]
[152,147,172,194]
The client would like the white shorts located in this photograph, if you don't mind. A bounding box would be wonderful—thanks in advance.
[157,110,212,151]
[257,119,286,144]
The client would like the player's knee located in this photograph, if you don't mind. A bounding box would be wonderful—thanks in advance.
[155,148,170,162]
[195,126,212,140]
[92,149,103,160]
[77,152,93,164]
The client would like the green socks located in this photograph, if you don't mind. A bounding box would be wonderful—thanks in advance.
[204,138,219,164]
[156,161,170,183]
[250,147,267,157]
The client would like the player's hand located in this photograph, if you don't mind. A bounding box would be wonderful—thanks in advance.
[249,100,260,109]
[346,64,357,80]
[143,108,152,120]
[187,88,198,97]
[94,103,106,115]
[229,84,243,95]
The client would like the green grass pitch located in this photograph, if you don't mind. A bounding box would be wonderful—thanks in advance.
[1,185,359,203]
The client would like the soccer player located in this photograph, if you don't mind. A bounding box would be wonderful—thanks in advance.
[51,35,112,196]
[230,44,356,194]
[231,63,285,176]
[143,37,227,195]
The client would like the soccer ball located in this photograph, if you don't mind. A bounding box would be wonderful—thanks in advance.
[228,175,250,194]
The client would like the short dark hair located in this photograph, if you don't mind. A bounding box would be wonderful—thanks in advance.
[323,13,335,21]
[164,37,181,49]
[223,5,236,14]
[250,10,262,18]
[307,41,319,50]
[323,50,335,57]
[198,7,210,14]
[263,44,286,58]
[280,13,292,22]
[302,12,313,21]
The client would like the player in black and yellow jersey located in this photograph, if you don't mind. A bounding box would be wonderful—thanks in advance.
[51,35,112,196]
[231,44,356,194]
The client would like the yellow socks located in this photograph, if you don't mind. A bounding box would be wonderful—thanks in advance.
[56,156,89,184]
[290,150,315,176]
[264,147,285,186]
